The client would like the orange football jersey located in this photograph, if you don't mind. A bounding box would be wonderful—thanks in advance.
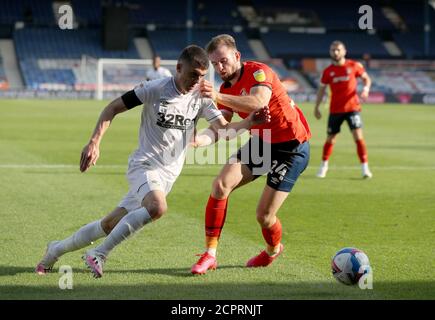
[321,59,365,113]
[217,61,311,144]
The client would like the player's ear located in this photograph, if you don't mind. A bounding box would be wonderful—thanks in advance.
[176,62,182,73]
[234,50,241,61]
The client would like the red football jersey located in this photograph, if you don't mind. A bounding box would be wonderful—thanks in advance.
[321,59,365,114]
[217,61,311,144]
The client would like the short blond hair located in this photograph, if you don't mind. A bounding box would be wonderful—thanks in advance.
[206,34,237,53]
[330,40,346,49]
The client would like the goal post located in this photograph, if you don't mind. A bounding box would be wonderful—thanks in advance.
[95,58,216,100]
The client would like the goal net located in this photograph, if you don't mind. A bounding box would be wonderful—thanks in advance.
[94,58,216,100]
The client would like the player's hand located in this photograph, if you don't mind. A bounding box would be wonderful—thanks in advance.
[249,106,271,126]
[314,108,322,120]
[188,140,200,148]
[199,79,217,102]
[80,142,100,172]
[360,89,369,101]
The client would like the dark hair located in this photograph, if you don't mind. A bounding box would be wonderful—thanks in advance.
[206,34,237,54]
[178,45,209,69]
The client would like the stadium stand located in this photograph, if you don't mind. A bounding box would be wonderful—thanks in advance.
[14,28,139,89]
[260,31,390,58]
[147,29,256,60]
[0,0,54,25]
[0,57,9,90]
[251,0,395,31]
[0,0,433,103]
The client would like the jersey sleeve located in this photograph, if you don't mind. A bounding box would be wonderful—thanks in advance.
[354,62,366,78]
[251,65,273,90]
[133,81,152,104]
[320,68,330,85]
[200,98,223,123]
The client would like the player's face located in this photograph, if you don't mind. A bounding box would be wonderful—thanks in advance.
[209,45,241,82]
[330,44,346,62]
[177,62,208,93]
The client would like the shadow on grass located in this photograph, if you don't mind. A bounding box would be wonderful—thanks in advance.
[23,171,125,176]
[0,266,434,300]
[0,264,245,278]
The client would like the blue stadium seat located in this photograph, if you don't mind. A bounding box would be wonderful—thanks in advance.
[14,28,140,89]
[148,29,256,60]
[0,0,54,25]
[261,31,390,58]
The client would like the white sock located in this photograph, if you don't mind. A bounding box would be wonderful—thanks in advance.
[54,220,106,256]
[362,162,370,171]
[206,248,217,257]
[94,207,152,257]
[322,160,329,167]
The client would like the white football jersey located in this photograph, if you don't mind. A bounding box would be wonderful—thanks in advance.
[145,67,172,81]
[130,77,222,182]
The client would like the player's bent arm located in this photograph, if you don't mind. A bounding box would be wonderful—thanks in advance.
[216,85,272,113]
[80,96,131,172]
[209,106,270,141]
[87,97,129,146]
[192,111,234,147]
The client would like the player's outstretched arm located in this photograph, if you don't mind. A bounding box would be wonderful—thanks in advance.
[80,97,128,172]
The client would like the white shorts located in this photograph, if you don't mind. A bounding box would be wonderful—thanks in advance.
[118,160,174,212]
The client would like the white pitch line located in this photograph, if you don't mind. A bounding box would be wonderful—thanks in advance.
[0,164,434,170]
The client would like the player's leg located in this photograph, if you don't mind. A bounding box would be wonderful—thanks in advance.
[347,112,372,178]
[247,141,310,267]
[84,190,167,278]
[83,166,169,278]
[35,207,127,275]
[317,133,337,178]
[191,160,254,274]
[317,114,342,178]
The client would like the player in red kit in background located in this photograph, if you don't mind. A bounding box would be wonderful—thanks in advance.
[314,40,373,179]
[190,34,311,274]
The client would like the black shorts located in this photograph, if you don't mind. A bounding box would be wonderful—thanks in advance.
[233,136,310,192]
[328,111,363,135]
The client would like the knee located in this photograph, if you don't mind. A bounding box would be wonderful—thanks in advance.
[255,209,275,228]
[101,218,116,234]
[326,135,337,144]
[145,200,167,220]
[212,177,233,199]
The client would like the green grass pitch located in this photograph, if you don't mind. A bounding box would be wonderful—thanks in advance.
[0,99,434,299]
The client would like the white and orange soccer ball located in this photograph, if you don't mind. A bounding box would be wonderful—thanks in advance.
[331,247,371,285]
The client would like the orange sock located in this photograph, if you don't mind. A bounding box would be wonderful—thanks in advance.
[262,218,282,256]
[356,139,368,163]
[205,195,228,254]
[322,142,334,161]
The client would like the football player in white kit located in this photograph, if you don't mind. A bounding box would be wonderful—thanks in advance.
[145,55,172,80]
[35,45,270,278]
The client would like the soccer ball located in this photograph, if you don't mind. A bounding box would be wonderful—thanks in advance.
[331,247,371,285]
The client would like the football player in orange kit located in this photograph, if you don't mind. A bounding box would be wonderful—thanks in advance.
[191,34,311,274]
[314,40,373,179]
